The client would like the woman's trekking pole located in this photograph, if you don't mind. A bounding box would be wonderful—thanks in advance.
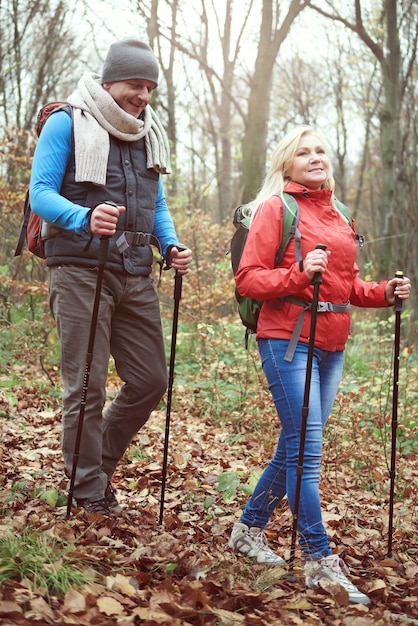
[387,270,404,557]
[159,269,183,525]
[288,244,327,574]
[66,229,111,518]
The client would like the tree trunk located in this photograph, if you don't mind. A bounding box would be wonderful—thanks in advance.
[240,0,308,204]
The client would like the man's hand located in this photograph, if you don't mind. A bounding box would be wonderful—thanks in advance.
[90,203,126,236]
[170,246,192,275]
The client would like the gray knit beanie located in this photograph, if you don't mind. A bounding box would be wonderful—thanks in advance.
[101,39,159,85]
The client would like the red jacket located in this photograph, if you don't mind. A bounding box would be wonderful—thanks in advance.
[235,182,388,352]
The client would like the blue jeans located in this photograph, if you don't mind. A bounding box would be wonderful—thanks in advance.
[240,339,344,560]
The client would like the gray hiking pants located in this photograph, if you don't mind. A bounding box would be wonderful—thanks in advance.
[49,265,168,500]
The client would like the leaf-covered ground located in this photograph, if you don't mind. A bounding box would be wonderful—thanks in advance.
[1,370,417,626]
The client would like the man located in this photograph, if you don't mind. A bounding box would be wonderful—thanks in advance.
[30,39,192,517]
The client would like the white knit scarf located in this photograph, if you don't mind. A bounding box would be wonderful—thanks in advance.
[67,73,171,185]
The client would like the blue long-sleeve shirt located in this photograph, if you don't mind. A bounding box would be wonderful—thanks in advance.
[29,110,178,255]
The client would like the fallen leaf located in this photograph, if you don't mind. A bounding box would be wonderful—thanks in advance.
[379,558,399,568]
[107,573,138,598]
[283,598,312,610]
[368,578,387,600]
[0,601,24,617]
[96,596,125,616]
[131,606,175,623]
[317,579,350,606]
[27,597,55,622]
[211,607,246,623]
[63,588,86,613]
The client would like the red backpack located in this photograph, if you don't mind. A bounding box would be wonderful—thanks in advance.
[14,102,72,259]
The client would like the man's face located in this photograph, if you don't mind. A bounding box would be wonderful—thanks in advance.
[103,79,156,117]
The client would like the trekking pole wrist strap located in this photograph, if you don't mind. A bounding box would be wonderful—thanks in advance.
[164,243,187,271]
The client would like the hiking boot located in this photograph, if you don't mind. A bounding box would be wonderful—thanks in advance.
[105,483,122,513]
[304,554,371,606]
[76,496,112,518]
[228,522,286,566]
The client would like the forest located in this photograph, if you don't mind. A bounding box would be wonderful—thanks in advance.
[0,1,417,624]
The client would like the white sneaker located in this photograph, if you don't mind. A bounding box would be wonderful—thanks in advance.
[304,554,370,606]
[228,522,286,566]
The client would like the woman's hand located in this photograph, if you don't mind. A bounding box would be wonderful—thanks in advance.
[385,276,412,306]
[303,248,331,282]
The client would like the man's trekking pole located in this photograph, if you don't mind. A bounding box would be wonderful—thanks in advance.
[66,223,112,518]
[159,268,183,525]
[288,244,327,575]
[387,270,404,557]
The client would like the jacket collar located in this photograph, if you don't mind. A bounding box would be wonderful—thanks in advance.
[283,181,332,203]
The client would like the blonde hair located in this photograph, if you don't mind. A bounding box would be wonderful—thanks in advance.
[248,125,336,222]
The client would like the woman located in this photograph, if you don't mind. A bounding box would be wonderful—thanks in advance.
[228,125,411,605]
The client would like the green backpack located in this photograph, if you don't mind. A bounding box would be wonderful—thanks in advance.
[230,192,354,348]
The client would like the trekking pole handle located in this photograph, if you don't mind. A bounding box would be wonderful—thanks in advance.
[394,270,404,312]
[312,244,327,285]
[164,244,187,272]
[95,200,118,263]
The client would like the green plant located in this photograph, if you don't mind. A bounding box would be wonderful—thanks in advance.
[126,444,152,463]
[215,471,259,503]
[323,310,417,499]
[0,527,94,598]
[163,319,265,425]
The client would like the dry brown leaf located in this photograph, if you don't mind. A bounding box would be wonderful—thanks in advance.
[210,607,246,623]
[63,588,87,613]
[404,563,418,579]
[283,598,312,610]
[2,362,418,626]
[96,595,125,616]
[316,579,350,606]
[368,578,388,602]
[106,573,138,598]
[368,579,387,593]
[172,451,186,466]
[27,596,55,623]
[379,557,399,568]
[0,600,24,618]
[349,603,371,615]
[131,606,176,622]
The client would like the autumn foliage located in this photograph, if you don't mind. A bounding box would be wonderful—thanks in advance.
[1,211,417,624]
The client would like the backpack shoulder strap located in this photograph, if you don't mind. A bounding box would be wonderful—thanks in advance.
[334,198,365,247]
[14,192,31,257]
[334,198,352,227]
[230,204,251,275]
[35,102,72,135]
[273,192,301,266]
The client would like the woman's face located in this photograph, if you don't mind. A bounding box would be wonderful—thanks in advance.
[285,134,330,190]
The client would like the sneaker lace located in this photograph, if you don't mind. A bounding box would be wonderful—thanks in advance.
[323,555,357,589]
[249,528,277,556]
[105,484,116,498]
[87,497,110,514]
